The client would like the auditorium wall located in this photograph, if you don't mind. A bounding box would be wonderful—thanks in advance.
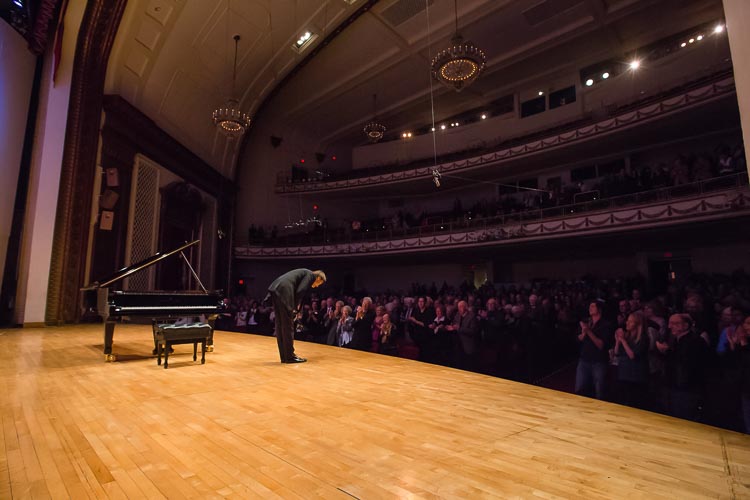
[0,22,36,295]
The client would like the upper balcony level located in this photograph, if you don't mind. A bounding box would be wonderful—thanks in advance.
[239,172,750,260]
[274,69,737,197]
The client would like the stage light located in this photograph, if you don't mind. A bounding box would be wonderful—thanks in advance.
[431,127,436,131]
[481,114,487,119]
[407,132,412,137]
[714,24,724,34]
[585,79,594,86]
[402,132,407,138]
[602,72,609,79]
[538,91,544,96]
[13,0,23,6]
[629,60,640,70]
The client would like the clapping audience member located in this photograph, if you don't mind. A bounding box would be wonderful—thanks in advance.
[575,301,614,400]
[325,300,344,345]
[337,305,354,347]
[724,315,750,432]
[429,304,451,366]
[614,311,650,409]
[657,314,709,421]
[410,296,436,362]
[379,313,398,355]
[372,305,385,352]
[446,300,479,370]
[351,297,375,351]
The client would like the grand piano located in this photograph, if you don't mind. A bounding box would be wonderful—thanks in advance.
[83,240,225,361]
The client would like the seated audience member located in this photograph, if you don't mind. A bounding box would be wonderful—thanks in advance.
[657,314,709,422]
[614,311,650,409]
[337,305,354,347]
[575,301,614,400]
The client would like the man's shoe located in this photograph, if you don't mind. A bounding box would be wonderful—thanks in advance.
[285,356,307,363]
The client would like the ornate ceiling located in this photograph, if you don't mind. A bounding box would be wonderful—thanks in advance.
[104,0,726,178]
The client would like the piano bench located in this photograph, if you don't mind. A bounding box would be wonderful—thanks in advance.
[154,323,212,369]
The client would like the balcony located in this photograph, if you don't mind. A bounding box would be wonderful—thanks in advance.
[275,72,736,195]
[237,172,750,259]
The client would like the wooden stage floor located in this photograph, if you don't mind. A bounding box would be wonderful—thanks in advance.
[1,324,748,499]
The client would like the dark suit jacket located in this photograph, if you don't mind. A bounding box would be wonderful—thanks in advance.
[453,311,479,355]
[267,269,316,314]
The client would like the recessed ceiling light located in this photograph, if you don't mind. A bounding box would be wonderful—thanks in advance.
[481,114,487,119]
[681,42,687,47]
[697,35,703,41]
[538,91,544,96]
[688,38,695,44]
[585,79,594,86]
[602,72,609,79]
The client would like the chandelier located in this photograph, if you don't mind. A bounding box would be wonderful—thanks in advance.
[363,94,386,143]
[212,34,251,137]
[431,0,486,92]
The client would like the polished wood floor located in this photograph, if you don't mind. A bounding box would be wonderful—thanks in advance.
[1,324,748,499]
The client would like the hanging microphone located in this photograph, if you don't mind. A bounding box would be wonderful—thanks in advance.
[432,169,442,188]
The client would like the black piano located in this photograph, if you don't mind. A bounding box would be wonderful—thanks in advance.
[83,240,225,361]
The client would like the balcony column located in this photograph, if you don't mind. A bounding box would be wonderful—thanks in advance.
[724,0,750,179]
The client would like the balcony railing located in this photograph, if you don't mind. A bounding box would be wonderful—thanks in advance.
[275,73,736,194]
[237,173,749,258]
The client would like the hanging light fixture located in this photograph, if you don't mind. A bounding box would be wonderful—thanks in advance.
[212,33,251,137]
[363,93,386,143]
[431,0,486,92]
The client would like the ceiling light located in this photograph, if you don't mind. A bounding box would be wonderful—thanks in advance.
[689,38,695,44]
[481,114,487,119]
[363,94,386,143]
[681,42,687,48]
[602,72,609,79]
[431,0,486,92]
[431,127,436,131]
[402,133,407,138]
[407,132,412,137]
[697,35,703,41]
[714,24,724,33]
[629,60,640,70]
[440,124,446,130]
[585,78,594,86]
[212,34,251,137]
[538,91,544,96]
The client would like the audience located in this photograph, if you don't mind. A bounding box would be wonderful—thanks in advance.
[222,268,750,432]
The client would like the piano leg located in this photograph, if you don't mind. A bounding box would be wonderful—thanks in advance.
[104,320,116,362]
[207,315,217,352]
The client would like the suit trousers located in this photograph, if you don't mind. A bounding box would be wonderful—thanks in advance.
[271,294,295,362]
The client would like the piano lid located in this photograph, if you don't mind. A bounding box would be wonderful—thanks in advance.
[83,240,200,289]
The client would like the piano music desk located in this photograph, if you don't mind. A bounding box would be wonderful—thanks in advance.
[154,323,212,369]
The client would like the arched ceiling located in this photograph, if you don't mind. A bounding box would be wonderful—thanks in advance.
[105,0,725,179]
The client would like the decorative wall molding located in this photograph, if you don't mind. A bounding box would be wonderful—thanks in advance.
[237,187,750,259]
[47,0,127,325]
[275,76,736,194]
